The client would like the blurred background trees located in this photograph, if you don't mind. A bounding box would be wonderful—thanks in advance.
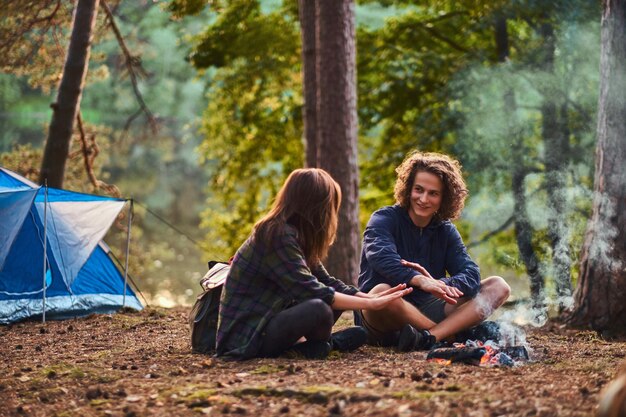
[1,0,611,329]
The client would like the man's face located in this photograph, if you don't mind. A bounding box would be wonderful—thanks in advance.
[408,170,443,227]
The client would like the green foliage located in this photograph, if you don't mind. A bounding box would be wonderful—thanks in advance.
[1,1,213,305]
[188,0,303,258]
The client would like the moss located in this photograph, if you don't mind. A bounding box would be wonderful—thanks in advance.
[40,363,86,380]
[184,389,218,401]
[250,365,281,375]
[89,399,109,406]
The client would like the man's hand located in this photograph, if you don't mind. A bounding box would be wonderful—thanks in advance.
[402,259,463,304]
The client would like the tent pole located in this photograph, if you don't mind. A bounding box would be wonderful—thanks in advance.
[123,199,133,308]
[42,181,48,324]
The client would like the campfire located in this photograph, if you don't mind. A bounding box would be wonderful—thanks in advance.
[427,340,530,367]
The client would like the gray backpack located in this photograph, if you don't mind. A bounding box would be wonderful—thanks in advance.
[189,261,230,354]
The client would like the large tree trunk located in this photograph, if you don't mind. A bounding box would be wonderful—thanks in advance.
[39,0,99,188]
[315,0,360,283]
[568,0,626,336]
[495,16,547,315]
[299,0,318,168]
[539,22,573,309]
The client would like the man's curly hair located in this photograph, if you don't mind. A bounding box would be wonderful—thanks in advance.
[394,151,469,221]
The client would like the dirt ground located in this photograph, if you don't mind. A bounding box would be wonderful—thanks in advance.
[2,307,625,417]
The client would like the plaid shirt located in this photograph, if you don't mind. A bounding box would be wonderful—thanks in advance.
[216,225,358,359]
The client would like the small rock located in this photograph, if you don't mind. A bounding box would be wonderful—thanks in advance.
[86,386,103,400]
[410,373,421,382]
[310,392,328,405]
[422,371,432,379]
[279,405,290,413]
[130,365,138,370]
[47,370,57,379]
[329,399,346,415]
[436,371,448,379]
[233,406,247,414]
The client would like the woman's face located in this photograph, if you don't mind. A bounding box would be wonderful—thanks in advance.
[408,170,443,227]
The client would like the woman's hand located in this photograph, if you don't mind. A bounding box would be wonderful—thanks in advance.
[366,285,413,310]
[332,285,412,311]
[402,259,463,304]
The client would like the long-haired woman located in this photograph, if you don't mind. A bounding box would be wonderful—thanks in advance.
[216,168,411,360]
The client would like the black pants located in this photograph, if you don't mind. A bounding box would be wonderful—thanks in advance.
[258,299,342,358]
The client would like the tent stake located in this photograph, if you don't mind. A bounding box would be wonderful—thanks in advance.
[42,181,48,324]
[123,199,133,308]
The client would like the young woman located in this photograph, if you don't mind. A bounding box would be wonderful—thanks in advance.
[357,151,511,350]
[216,168,412,360]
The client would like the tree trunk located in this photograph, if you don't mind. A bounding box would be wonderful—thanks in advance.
[539,22,573,309]
[39,0,99,188]
[315,0,360,284]
[299,0,318,168]
[495,16,546,315]
[568,0,626,336]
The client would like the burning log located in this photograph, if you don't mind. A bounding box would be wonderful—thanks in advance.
[427,342,530,366]
[426,347,486,365]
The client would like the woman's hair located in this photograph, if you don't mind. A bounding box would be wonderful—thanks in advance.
[253,168,341,265]
[393,151,468,221]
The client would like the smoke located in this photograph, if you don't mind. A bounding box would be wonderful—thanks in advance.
[586,191,622,271]
[456,20,602,309]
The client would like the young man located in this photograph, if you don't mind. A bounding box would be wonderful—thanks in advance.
[356,151,511,350]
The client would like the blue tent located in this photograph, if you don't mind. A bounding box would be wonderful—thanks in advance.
[0,167,142,324]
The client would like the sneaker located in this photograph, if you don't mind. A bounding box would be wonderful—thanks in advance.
[330,327,368,352]
[455,321,501,343]
[287,340,331,359]
[397,324,436,352]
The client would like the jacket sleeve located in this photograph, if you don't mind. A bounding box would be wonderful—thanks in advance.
[311,263,359,295]
[439,225,481,298]
[264,232,336,305]
[362,210,417,287]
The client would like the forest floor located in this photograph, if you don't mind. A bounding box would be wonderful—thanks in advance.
[2,306,625,417]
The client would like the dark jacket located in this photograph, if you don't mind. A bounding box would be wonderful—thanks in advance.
[358,205,481,306]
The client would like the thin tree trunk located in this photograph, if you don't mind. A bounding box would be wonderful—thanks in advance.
[568,0,626,336]
[316,0,360,283]
[40,0,99,188]
[495,16,546,315]
[298,0,318,168]
[540,22,573,309]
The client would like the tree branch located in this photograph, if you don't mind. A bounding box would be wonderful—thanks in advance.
[467,214,515,248]
[100,0,158,135]
[76,112,122,198]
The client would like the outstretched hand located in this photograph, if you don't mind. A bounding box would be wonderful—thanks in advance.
[366,284,413,310]
[401,259,463,304]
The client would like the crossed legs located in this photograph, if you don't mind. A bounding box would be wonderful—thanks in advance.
[361,276,510,343]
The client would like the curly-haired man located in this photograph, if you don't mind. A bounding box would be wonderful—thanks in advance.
[356,151,511,350]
